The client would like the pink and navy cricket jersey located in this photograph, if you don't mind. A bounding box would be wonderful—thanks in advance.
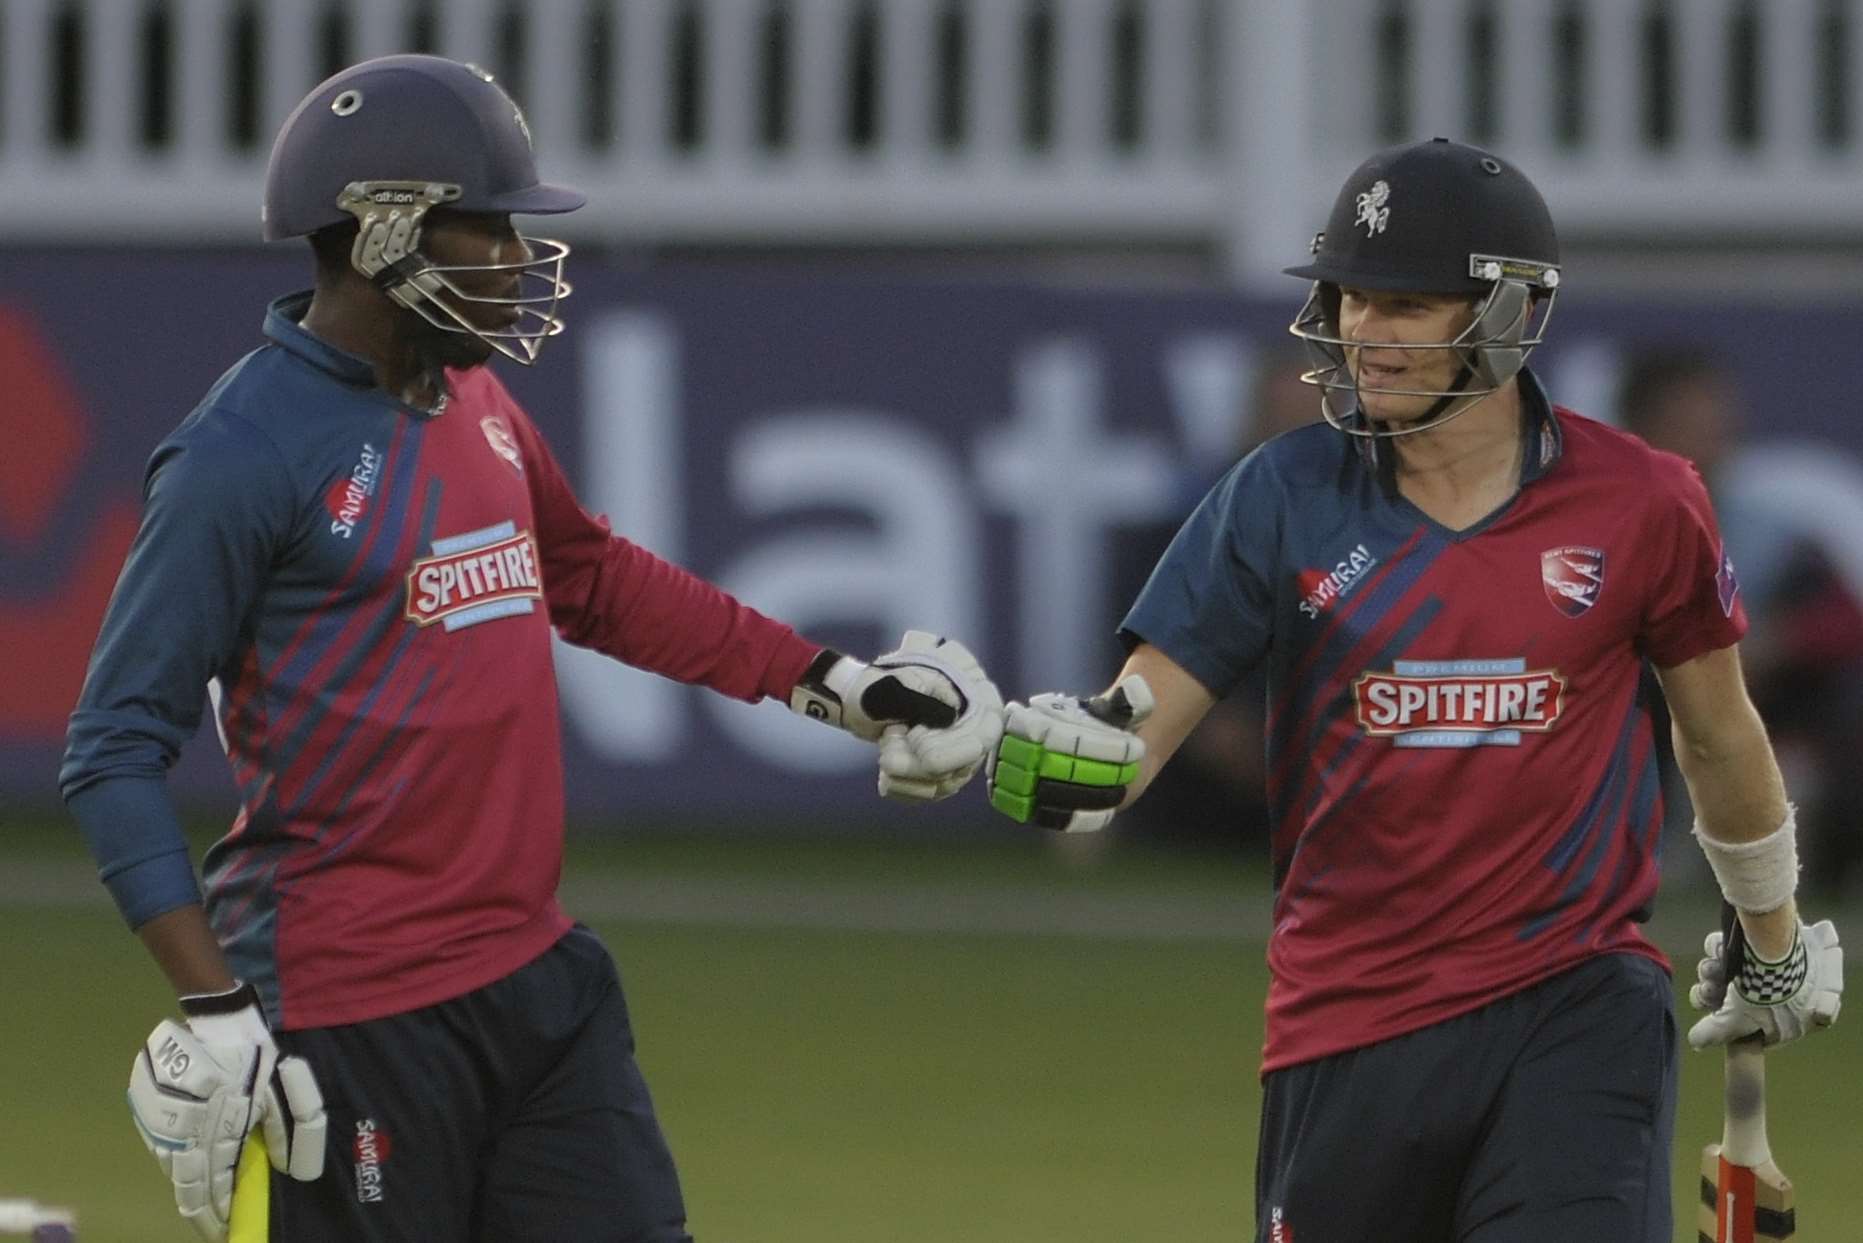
[63,293,819,1030]
[1121,372,1747,1073]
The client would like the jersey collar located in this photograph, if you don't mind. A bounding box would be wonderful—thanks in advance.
[1357,366,1563,486]
[1516,367,1564,484]
[264,291,380,387]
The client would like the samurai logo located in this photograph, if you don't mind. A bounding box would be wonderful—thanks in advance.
[1296,543,1378,620]
[1355,179,1391,236]
[354,1117,391,1203]
[1541,545,1605,617]
[327,441,382,538]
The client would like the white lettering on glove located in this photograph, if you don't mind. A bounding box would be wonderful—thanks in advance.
[128,988,326,1241]
[1687,918,1843,1049]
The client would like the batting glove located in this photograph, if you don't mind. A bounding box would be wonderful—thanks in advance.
[875,638,1004,803]
[988,675,1153,832]
[791,631,1005,802]
[1687,918,1843,1049]
[128,982,326,1241]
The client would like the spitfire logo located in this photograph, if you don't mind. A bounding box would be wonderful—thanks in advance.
[354,1118,391,1204]
[1355,179,1391,236]
[481,415,524,474]
[1541,545,1605,617]
[326,442,382,538]
[1355,657,1566,748]
[405,521,542,630]
[1297,543,1378,620]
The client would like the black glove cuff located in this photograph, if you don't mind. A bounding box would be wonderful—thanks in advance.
[796,648,847,703]
[179,980,262,1019]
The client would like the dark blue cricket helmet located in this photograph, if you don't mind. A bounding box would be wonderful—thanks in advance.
[262,55,585,364]
[262,54,584,241]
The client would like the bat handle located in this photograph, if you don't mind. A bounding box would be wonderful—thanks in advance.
[1716,901,1776,1167]
[1722,1036,1774,1168]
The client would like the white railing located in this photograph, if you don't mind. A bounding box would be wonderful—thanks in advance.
[1,1,1860,287]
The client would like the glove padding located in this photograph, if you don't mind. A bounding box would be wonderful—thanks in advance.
[790,631,972,740]
[875,637,1005,803]
[792,632,1005,803]
[128,984,326,1241]
[1687,917,1843,1049]
[988,675,1153,832]
[879,648,1013,801]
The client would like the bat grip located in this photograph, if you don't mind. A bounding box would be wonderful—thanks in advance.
[1718,901,1775,1168]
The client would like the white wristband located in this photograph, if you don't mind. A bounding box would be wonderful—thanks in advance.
[1694,805,1799,915]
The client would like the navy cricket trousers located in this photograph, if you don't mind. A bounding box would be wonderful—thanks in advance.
[264,924,692,1242]
[1255,951,1679,1243]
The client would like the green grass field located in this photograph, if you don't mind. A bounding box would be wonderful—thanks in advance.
[2,824,1857,1241]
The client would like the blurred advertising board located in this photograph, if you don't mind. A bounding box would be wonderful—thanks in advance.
[3,252,1859,824]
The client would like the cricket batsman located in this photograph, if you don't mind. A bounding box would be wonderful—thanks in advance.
[60,55,1001,1241]
[986,137,1843,1240]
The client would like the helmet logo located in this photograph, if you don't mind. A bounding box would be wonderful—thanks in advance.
[1354,180,1391,237]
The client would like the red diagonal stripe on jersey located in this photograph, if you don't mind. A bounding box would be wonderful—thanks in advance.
[219,645,268,798]
[279,615,438,833]
[213,427,425,905]
[283,655,460,884]
[1287,529,1427,694]
[216,651,455,939]
[1267,529,1429,812]
[248,448,442,819]
[1268,534,1438,829]
[226,418,413,754]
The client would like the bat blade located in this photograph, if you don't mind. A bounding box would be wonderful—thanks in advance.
[1699,1139,1794,1242]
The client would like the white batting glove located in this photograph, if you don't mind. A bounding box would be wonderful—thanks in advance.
[1687,918,1843,1050]
[128,983,326,1241]
[988,676,1153,832]
[875,636,1004,803]
[789,632,1006,802]
[789,632,967,741]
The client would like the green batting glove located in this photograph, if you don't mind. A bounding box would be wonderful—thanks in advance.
[988,676,1153,832]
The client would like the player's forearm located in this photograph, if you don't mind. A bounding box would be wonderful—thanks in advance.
[1116,645,1218,807]
[1670,703,1789,846]
[1670,712,1797,957]
[136,905,240,999]
[552,535,818,701]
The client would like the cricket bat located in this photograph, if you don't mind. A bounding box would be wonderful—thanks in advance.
[227,1132,270,1243]
[1698,904,1795,1243]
